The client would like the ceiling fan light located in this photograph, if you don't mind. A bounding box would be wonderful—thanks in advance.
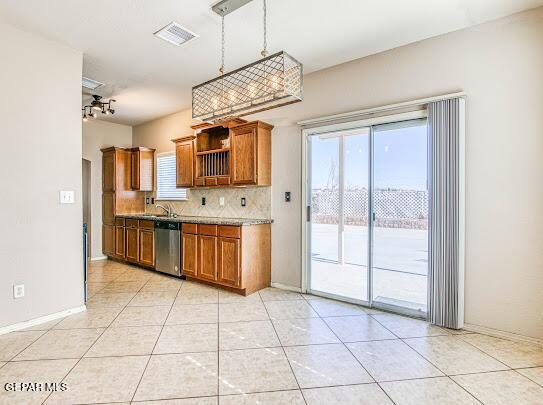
[107,108,115,115]
[82,114,88,122]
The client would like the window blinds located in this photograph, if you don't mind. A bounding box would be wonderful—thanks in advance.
[156,154,187,200]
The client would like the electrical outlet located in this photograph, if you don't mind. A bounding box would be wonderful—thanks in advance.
[219,197,225,206]
[241,197,246,207]
[145,197,150,204]
[59,190,75,204]
[202,197,206,206]
[13,284,24,299]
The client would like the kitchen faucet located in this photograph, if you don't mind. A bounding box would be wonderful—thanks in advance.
[156,203,172,217]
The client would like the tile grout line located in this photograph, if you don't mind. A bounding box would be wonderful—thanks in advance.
[128,275,182,402]
[258,290,308,405]
[311,300,399,405]
[39,264,142,405]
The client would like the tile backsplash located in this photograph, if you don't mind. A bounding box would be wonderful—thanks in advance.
[146,186,271,219]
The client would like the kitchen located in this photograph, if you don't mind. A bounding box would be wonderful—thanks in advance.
[99,118,273,296]
[2,0,543,403]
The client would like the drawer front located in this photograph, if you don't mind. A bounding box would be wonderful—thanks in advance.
[183,223,198,234]
[115,217,125,226]
[139,219,155,230]
[126,218,138,228]
[195,177,205,186]
[204,177,218,186]
[199,224,218,236]
[219,225,241,239]
[217,176,231,185]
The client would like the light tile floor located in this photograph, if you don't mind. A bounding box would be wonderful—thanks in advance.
[0,260,542,404]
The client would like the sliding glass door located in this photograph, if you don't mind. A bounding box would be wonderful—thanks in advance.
[308,128,370,302]
[371,121,429,315]
[307,119,429,315]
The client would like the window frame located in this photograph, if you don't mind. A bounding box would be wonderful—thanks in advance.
[155,151,188,201]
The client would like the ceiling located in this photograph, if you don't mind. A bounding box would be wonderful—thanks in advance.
[1,0,542,125]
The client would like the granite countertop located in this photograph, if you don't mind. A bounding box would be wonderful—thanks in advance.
[116,213,272,226]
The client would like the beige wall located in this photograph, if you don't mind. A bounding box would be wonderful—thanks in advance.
[0,22,83,327]
[250,7,543,338]
[82,120,132,258]
[134,7,543,338]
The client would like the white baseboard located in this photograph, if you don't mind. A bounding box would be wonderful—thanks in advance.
[90,256,108,262]
[270,282,302,293]
[0,306,87,336]
[464,323,543,346]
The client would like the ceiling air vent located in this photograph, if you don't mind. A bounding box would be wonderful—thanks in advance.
[82,77,104,90]
[154,22,198,46]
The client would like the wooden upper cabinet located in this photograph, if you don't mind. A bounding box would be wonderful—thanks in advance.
[182,232,198,277]
[102,150,116,192]
[173,137,195,188]
[231,125,257,184]
[218,237,241,287]
[131,147,155,191]
[197,235,217,281]
[231,121,273,186]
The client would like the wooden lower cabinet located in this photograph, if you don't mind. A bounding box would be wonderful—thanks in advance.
[184,224,270,295]
[115,226,125,259]
[182,232,197,277]
[103,224,115,256]
[218,237,240,287]
[125,227,139,263]
[139,229,155,268]
[197,235,218,281]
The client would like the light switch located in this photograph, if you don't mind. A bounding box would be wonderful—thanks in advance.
[59,190,75,204]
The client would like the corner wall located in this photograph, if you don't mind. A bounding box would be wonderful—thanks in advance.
[0,22,84,327]
[82,120,133,258]
[251,7,543,339]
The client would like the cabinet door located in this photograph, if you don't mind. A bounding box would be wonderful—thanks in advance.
[182,232,197,277]
[218,237,240,287]
[139,229,155,267]
[125,227,139,263]
[231,125,257,184]
[102,224,115,256]
[115,226,125,258]
[197,235,217,281]
[176,141,194,187]
[131,151,140,190]
[103,151,116,191]
[102,192,115,225]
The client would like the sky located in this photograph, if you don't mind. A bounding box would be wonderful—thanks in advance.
[310,122,428,191]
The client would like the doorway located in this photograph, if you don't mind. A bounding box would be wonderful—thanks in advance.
[82,158,91,259]
[305,118,429,317]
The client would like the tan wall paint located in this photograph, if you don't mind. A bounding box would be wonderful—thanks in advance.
[0,22,83,327]
[82,120,133,258]
[132,7,543,338]
[250,7,543,338]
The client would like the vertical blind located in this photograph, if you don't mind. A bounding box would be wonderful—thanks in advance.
[156,154,187,200]
[428,97,465,329]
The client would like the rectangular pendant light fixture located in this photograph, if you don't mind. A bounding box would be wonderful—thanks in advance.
[192,50,303,122]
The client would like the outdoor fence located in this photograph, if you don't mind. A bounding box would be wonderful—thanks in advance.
[312,188,429,229]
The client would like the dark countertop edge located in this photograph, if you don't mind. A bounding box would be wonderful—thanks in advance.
[115,214,273,226]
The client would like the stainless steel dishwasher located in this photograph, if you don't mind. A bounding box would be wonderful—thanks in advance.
[154,221,181,277]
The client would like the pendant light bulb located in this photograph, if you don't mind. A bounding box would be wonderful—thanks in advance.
[82,114,88,122]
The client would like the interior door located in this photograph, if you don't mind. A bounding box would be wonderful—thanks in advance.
[308,127,370,303]
[371,120,429,315]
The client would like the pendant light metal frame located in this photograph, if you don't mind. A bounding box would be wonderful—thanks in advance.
[192,0,303,122]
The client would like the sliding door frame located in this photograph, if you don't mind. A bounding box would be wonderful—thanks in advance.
[301,110,429,312]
